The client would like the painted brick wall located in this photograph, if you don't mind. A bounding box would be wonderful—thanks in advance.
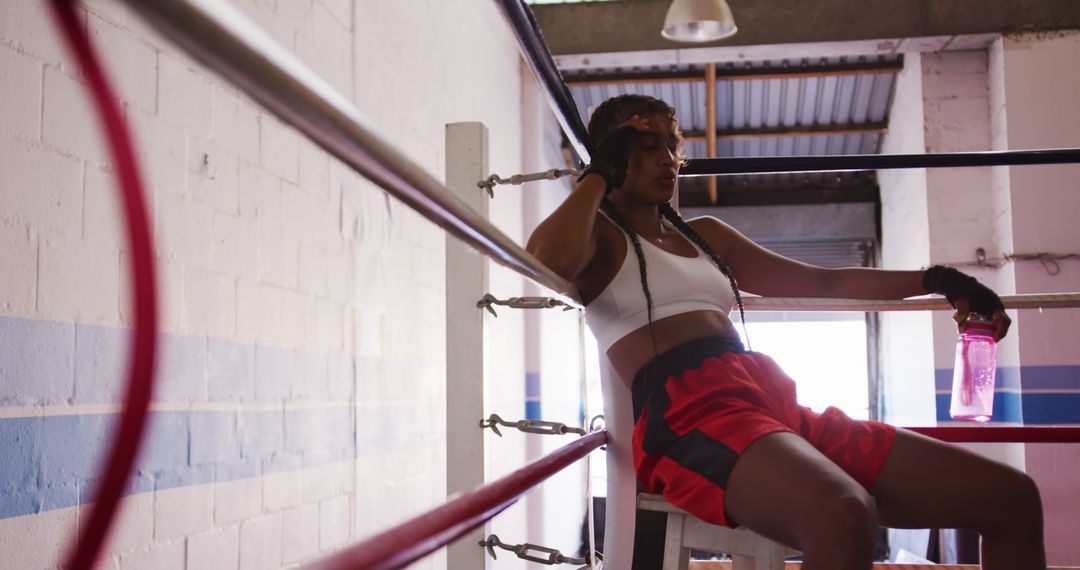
[0,1,529,569]
[995,31,1080,565]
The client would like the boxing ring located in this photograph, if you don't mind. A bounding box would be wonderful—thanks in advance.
[45,0,1080,568]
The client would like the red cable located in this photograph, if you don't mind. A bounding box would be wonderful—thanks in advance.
[50,2,159,568]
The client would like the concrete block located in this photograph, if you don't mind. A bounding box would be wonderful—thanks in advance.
[0,44,43,139]
[189,141,239,214]
[207,338,255,402]
[292,350,328,400]
[327,352,354,399]
[236,160,279,224]
[238,409,285,460]
[0,1,69,65]
[83,164,126,249]
[263,466,303,512]
[187,526,240,570]
[236,279,279,345]
[190,411,240,465]
[0,416,43,517]
[319,494,350,550]
[0,225,37,315]
[154,485,213,540]
[260,116,299,183]
[316,0,351,29]
[213,87,261,166]
[158,55,213,140]
[282,504,320,565]
[87,13,157,114]
[239,513,283,570]
[38,235,121,324]
[120,541,185,570]
[157,193,214,269]
[156,333,208,403]
[0,316,75,404]
[182,267,237,338]
[73,322,128,403]
[297,140,329,200]
[136,411,190,480]
[255,345,294,400]
[298,244,329,297]
[0,136,83,235]
[301,462,341,504]
[99,492,154,555]
[214,477,263,526]
[128,108,189,198]
[280,181,321,241]
[40,413,110,489]
[42,66,109,166]
[0,505,76,569]
[258,230,300,289]
[278,288,314,349]
[314,298,345,352]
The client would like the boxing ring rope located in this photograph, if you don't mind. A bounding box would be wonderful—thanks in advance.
[51,0,1080,568]
[119,0,580,306]
[310,431,607,570]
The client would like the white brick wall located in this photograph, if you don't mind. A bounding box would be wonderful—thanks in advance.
[2,0,529,567]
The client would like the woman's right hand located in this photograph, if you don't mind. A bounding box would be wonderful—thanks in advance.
[580,115,649,194]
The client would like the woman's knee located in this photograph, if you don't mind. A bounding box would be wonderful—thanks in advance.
[981,468,1043,536]
[799,488,879,550]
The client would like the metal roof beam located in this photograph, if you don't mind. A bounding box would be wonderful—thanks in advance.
[534,0,1080,56]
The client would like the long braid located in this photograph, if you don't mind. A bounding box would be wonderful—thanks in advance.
[599,198,661,358]
[659,203,751,348]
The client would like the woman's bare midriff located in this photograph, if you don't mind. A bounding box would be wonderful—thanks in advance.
[605,309,741,389]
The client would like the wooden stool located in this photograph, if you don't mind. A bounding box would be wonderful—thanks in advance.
[638,493,798,570]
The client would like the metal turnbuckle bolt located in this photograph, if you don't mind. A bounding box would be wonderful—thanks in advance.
[476,293,574,317]
[480,413,587,437]
[477,168,581,197]
[479,534,589,566]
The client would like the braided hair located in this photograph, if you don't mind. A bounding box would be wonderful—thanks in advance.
[588,94,749,353]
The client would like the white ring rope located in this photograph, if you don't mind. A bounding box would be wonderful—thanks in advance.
[741,293,1080,312]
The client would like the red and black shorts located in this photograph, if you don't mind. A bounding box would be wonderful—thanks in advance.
[631,336,896,528]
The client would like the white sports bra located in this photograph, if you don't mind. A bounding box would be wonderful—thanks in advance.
[584,212,736,353]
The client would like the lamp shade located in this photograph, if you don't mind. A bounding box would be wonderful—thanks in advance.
[661,0,737,43]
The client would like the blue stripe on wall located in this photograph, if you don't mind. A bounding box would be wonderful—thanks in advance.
[0,407,356,520]
[935,391,1023,424]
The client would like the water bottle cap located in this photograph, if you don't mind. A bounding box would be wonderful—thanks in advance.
[962,313,995,334]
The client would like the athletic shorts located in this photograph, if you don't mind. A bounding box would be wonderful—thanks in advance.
[631,336,896,528]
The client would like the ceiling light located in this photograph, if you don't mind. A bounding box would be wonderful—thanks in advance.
[661,0,738,43]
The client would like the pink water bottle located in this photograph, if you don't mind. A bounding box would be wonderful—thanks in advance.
[950,313,998,422]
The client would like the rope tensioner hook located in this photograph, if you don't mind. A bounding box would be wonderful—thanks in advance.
[479,534,591,567]
[480,413,587,437]
[477,168,580,197]
[477,293,575,317]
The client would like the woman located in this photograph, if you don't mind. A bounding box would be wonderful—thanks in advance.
[526,94,1045,569]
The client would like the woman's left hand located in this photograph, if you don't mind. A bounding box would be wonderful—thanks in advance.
[953,297,1012,342]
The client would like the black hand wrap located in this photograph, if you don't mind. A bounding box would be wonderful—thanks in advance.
[923,265,1005,317]
[578,125,638,194]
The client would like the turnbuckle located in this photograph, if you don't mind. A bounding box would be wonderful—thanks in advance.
[479,534,589,566]
[480,413,587,437]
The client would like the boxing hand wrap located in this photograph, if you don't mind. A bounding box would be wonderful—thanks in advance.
[578,125,637,194]
[923,265,1005,317]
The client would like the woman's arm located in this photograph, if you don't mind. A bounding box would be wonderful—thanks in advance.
[691,216,925,299]
[525,174,608,281]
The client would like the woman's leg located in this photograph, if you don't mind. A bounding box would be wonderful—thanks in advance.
[724,431,879,570]
[870,429,1045,570]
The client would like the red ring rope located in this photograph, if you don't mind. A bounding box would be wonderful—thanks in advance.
[51,2,159,568]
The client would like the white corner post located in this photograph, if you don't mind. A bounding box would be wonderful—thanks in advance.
[445,122,490,570]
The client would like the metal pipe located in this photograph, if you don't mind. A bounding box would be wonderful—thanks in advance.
[907,426,1080,444]
[742,293,1080,312]
[491,0,592,164]
[123,0,580,305]
[682,148,1080,176]
[310,430,608,570]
